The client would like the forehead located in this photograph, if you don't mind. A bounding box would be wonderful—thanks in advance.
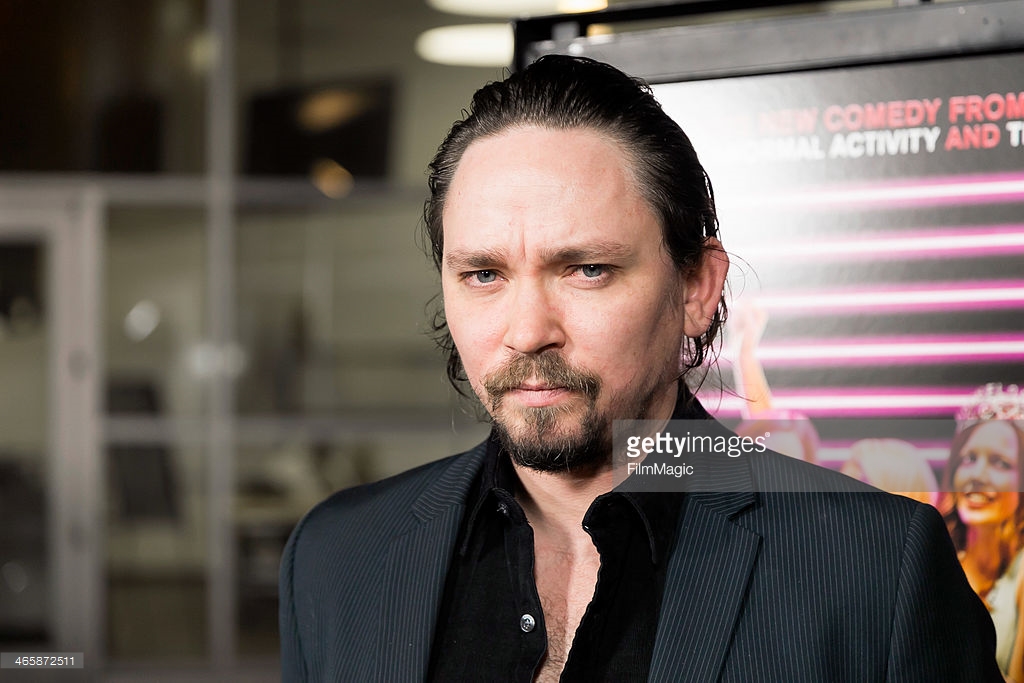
[964,421,1019,453]
[441,126,659,258]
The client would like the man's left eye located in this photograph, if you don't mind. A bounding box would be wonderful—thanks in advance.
[579,264,604,278]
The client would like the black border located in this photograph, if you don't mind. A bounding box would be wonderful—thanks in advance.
[514,0,1024,80]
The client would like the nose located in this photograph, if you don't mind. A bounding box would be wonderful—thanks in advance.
[960,457,993,485]
[501,280,565,355]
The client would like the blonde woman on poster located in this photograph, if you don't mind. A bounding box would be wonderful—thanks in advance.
[942,384,1024,681]
[729,299,820,463]
[840,438,937,507]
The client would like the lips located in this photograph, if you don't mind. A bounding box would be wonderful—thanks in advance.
[507,383,571,408]
[517,382,564,392]
[962,491,998,505]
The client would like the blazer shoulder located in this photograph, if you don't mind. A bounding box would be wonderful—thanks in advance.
[279,441,488,682]
[742,449,924,544]
[752,447,894,494]
[290,440,487,552]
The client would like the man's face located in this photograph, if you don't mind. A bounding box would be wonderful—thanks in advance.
[440,126,695,472]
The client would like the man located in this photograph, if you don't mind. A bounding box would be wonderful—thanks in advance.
[280,55,1000,681]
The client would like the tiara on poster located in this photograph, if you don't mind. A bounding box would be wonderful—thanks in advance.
[955,383,1024,430]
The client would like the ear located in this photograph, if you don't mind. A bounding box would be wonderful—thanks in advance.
[682,237,729,338]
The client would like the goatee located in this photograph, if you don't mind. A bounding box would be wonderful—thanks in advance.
[483,352,606,472]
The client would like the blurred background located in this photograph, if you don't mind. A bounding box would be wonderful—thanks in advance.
[0,0,975,680]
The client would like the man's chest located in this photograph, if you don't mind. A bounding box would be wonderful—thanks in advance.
[427,493,671,682]
[532,543,600,681]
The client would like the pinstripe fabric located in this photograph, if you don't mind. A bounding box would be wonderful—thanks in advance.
[281,438,1001,682]
[649,493,761,682]
[280,444,486,683]
[378,509,464,680]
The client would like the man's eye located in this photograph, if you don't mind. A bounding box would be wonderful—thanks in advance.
[579,264,605,278]
[473,270,497,284]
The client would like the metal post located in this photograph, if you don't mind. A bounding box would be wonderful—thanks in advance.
[206,0,238,668]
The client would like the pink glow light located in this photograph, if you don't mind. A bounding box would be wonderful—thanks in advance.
[700,386,979,418]
[737,225,1024,262]
[731,172,1024,210]
[756,281,1024,313]
[721,334,1024,366]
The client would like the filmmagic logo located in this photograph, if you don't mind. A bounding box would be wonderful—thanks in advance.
[625,432,769,459]
[626,461,694,478]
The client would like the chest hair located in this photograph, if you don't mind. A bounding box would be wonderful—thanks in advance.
[532,537,600,682]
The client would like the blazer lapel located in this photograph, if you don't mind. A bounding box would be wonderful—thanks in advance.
[649,492,761,683]
[648,423,762,683]
[375,445,486,682]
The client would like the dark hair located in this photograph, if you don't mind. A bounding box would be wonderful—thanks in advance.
[940,420,1024,561]
[423,54,725,393]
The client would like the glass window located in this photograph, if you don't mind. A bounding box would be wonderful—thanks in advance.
[106,207,207,420]
[0,0,207,173]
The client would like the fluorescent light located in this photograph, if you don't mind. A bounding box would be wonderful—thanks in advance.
[699,388,976,417]
[427,0,606,17]
[739,226,1024,261]
[732,173,1024,210]
[720,335,1024,366]
[415,24,513,67]
[756,282,1024,313]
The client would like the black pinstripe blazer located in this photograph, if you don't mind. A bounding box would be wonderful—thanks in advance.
[280,438,1001,682]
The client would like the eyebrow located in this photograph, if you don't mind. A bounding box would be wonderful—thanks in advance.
[444,241,634,271]
[542,241,634,264]
[444,247,508,271]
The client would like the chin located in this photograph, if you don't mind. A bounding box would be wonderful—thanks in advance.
[495,412,610,473]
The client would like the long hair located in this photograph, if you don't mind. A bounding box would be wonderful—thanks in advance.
[422,55,726,394]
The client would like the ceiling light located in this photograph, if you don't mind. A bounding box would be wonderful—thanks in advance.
[297,90,369,133]
[556,0,607,13]
[427,0,606,17]
[310,159,354,198]
[415,24,514,67]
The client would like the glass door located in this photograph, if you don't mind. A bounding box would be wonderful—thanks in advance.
[0,189,103,675]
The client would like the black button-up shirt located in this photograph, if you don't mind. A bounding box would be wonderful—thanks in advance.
[427,422,687,682]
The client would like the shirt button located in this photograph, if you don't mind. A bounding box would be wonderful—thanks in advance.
[520,613,536,633]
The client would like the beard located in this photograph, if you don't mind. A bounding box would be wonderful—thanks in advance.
[481,351,668,473]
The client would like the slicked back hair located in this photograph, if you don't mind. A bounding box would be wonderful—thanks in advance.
[424,54,725,393]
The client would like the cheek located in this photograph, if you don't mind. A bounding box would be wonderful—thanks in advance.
[442,290,502,384]
[574,283,683,351]
[998,493,1020,518]
[565,305,668,378]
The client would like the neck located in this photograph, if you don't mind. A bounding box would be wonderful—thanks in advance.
[513,463,614,546]
[963,523,1011,577]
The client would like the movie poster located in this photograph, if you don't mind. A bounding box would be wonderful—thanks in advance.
[655,52,1024,676]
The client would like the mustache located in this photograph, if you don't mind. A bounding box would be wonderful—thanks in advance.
[483,353,600,401]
